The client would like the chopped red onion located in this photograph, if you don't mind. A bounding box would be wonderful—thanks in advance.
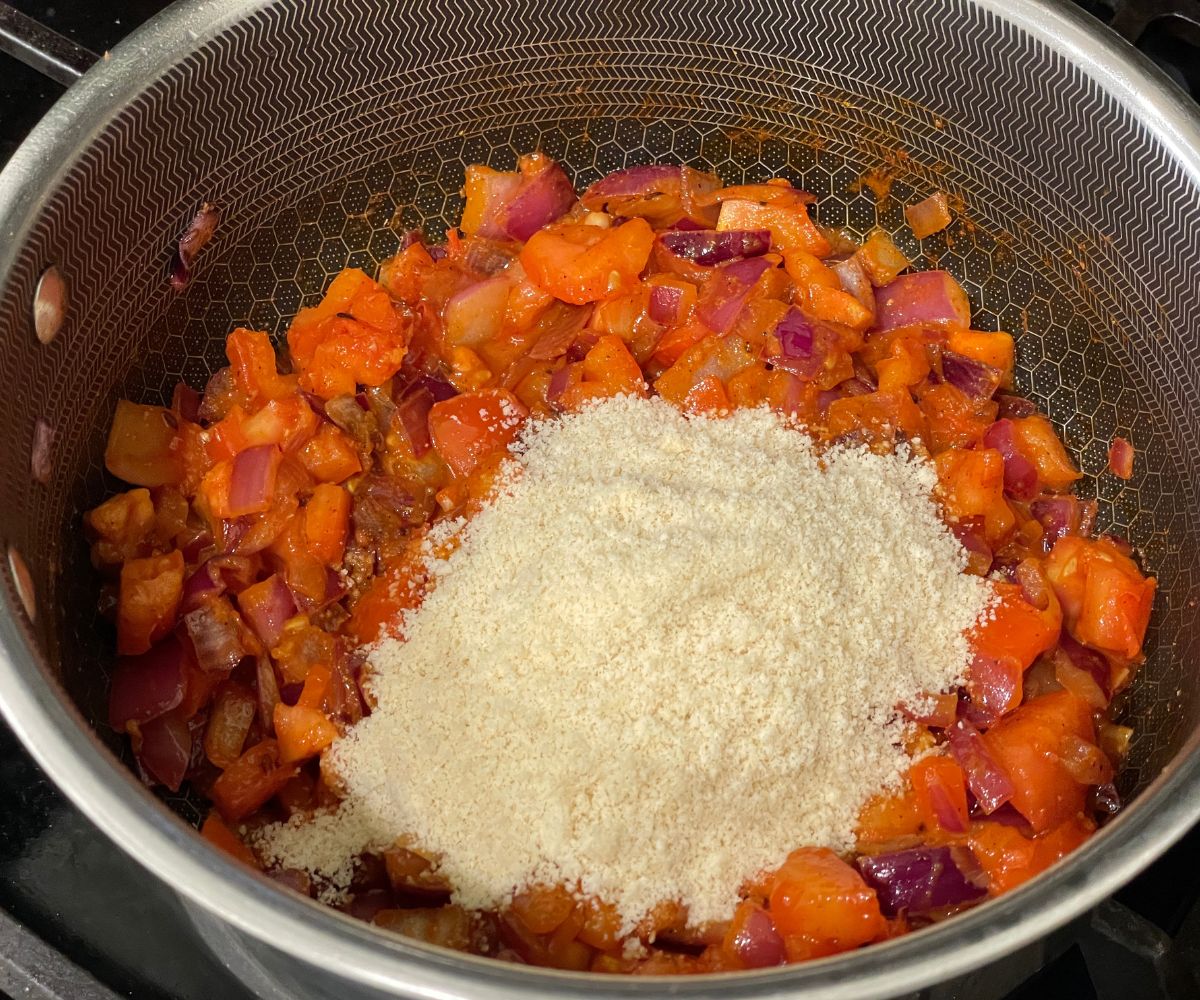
[965,652,1021,726]
[503,160,576,241]
[1058,634,1111,697]
[942,351,1002,401]
[983,419,1038,500]
[471,172,523,240]
[417,375,457,403]
[582,164,680,206]
[464,239,518,277]
[184,597,249,673]
[228,444,282,516]
[108,634,187,729]
[181,562,226,614]
[1091,782,1121,816]
[256,657,281,734]
[696,256,773,333]
[777,308,815,359]
[396,386,435,457]
[873,270,971,333]
[950,521,993,575]
[948,719,1015,814]
[856,846,987,917]
[831,255,875,316]
[996,393,1038,419]
[171,382,201,423]
[657,229,771,266]
[648,284,684,325]
[1031,496,1082,548]
[546,366,572,404]
[731,906,786,968]
[930,781,968,834]
[169,202,219,291]
[31,417,54,485]
[237,574,297,649]
[135,710,191,791]
[526,302,594,362]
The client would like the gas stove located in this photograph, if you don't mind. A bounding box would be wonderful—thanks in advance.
[2,2,1200,998]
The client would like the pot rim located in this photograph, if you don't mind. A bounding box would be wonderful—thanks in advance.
[1,0,1199,996]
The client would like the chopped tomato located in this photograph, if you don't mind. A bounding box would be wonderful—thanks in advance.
[1009,415,1080,491]
[683,374,732,414]
[768,847,885,959]
[304,483,351,565]
[210,740,297,821]
[104,400,180,487]
[299,423,362,483]
[226,328,293,402]
[520,219,655,304]
[427,388,528,478]
[934,448,1014,544]
[1044,536,1156,659]
[560,335,647,411]
[855,785,923,850]
[946,330,1015,385]
[345,553,426,646]
[287,268,411,399]
[910,755,969,833]
[117,551,184,655]
[201,811,261,868]
[982,691,1095,833]
[971,582,1061,672]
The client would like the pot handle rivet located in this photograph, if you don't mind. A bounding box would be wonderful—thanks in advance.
[6,545,36,623]
[33,264,67,345]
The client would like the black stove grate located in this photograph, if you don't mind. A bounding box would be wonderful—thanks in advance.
[2,2,1200,998]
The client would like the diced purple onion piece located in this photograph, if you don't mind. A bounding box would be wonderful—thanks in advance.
[582,164,680,203]
[942,351,1002,401]
[1059,633,1111,696]
[856,845,988,917]
[171,382,201,423]
[776,308,815,359]
[831,255,875,315]
[546,366,572,404]
[1031,496,1082,548]
[396,386,435,457]
[996,393,1038,419]
[228,444,280,514]
[108,634,187,729]
[169,202,220,291]
[503,161,576,241]
[237,574,297,650]
[181,562,226,615]
[135,710,191,791]
[731,907,786,968]
[696,256,772,333]
[948,719,1015,814]
[417,375,457,402]
[648,284,684,325]
[184,597,249,673]
[983,419,1038,501]
[873,270,971,333]
[657,229,771,266]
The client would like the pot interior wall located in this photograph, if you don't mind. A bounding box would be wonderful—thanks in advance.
[0,0,1198,829]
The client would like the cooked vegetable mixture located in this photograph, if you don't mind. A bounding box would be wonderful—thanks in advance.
[88,154,1155,972]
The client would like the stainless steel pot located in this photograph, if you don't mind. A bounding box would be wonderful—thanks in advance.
[1,0,1199,997]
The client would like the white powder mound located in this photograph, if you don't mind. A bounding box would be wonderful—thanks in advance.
[256,396,993,931]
